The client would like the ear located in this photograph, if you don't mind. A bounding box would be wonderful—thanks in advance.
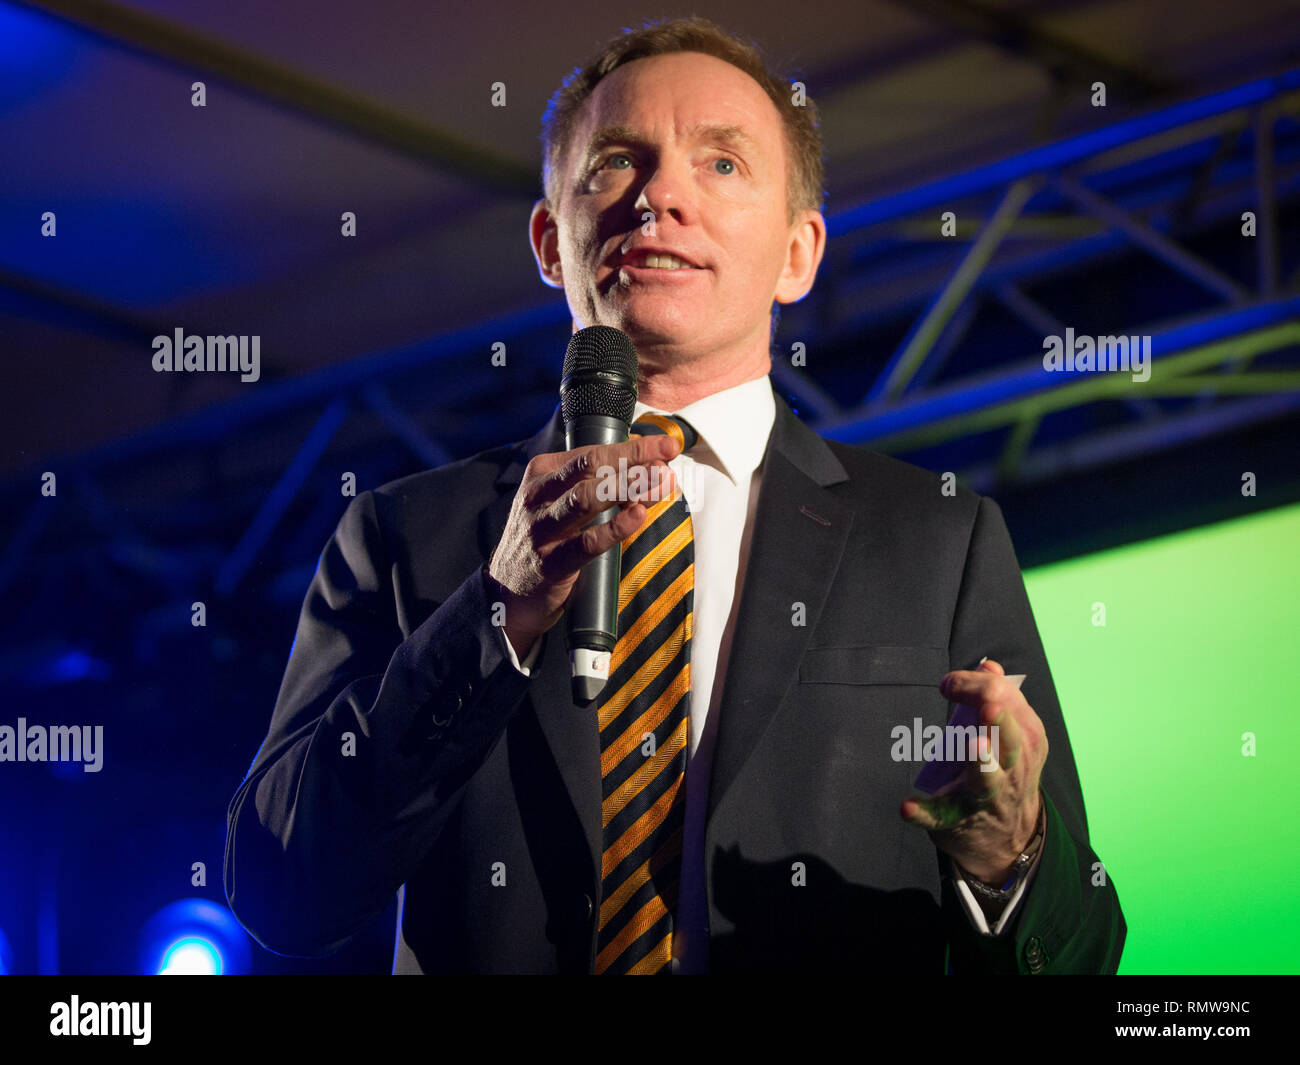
[529,198,564,290]
[773,209,826,306]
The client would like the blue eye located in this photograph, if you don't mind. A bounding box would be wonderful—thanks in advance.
[605,153,633,169]
[714,157,736,175]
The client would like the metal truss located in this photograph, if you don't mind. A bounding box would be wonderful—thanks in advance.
[3,42,1298,616]
[786,68,1300,491]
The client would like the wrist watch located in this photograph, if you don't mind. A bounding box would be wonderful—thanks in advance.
[958,793,1047,902]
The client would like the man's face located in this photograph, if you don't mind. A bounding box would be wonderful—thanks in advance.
[531,51,824,372]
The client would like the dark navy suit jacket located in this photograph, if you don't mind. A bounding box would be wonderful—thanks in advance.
[224,383,1125,973]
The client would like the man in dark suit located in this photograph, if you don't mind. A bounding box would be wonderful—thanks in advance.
[224,16,1124,974]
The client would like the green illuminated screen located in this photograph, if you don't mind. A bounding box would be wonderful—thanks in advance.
[1022,500,1299,974]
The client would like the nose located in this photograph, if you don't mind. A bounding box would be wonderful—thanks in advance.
[633,151,697,228]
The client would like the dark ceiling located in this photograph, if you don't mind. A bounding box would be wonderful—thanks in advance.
[4,0,1298,476]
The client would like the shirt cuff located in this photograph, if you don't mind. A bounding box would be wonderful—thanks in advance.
[501,625,542,676]
[951,846,1043,936]
[479,568,543,676]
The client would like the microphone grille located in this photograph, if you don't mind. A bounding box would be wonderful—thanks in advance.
[561,326,638,423]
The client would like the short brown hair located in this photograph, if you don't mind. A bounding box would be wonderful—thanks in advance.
[540,16,825,222]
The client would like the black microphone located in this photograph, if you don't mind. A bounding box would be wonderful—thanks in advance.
[560,325,639,704]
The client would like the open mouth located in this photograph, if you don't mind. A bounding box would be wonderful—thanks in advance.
[618,249,703,271]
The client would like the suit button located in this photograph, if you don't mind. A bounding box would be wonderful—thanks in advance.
[1024,936,1046,974]
[582,894,593,920]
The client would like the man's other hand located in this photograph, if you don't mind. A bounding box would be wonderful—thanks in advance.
[900,658,1047,885]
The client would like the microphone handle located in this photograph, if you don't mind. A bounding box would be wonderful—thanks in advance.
[564,414,629,704]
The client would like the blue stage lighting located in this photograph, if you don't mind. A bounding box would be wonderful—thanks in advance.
[139,899,251,976]
[158,936,223,975]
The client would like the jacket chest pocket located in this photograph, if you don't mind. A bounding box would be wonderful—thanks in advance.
[798,644,948,687]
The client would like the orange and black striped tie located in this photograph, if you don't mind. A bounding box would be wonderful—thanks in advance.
[594,413,697,975]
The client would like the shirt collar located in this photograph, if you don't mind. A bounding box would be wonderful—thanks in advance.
[633,374,775,486]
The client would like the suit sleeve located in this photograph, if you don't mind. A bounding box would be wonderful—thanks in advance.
[941,495,1126,974]
[223,490,536,957]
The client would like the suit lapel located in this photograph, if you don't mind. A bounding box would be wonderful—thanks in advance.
[706,392,854,822]
[478,403,565,561]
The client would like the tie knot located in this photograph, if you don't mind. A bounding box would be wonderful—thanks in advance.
[632,413,698,453]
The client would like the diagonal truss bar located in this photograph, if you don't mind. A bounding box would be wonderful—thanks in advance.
[0,500,56,599]
[0,269,162,345]
[992,281,1161,421]
[995,411,1041,486]
[1054,172,1249,303]
[826,156,1300,345]
[910,297,978,393]
[361,383,451,469]
[770,361,844,420]
[865,177,1041,405]
[214,398,349,596]
[18,0,538,195]
[1254,104,1280,297]
[995,282,1063,337]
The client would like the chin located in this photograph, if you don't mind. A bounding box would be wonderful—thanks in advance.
[617,325,694,358]
[609,302,697,345]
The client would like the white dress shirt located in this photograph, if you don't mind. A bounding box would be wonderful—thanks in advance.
[496,373,1037,965]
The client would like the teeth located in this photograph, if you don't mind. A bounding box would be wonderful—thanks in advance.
[643,253,690,269]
